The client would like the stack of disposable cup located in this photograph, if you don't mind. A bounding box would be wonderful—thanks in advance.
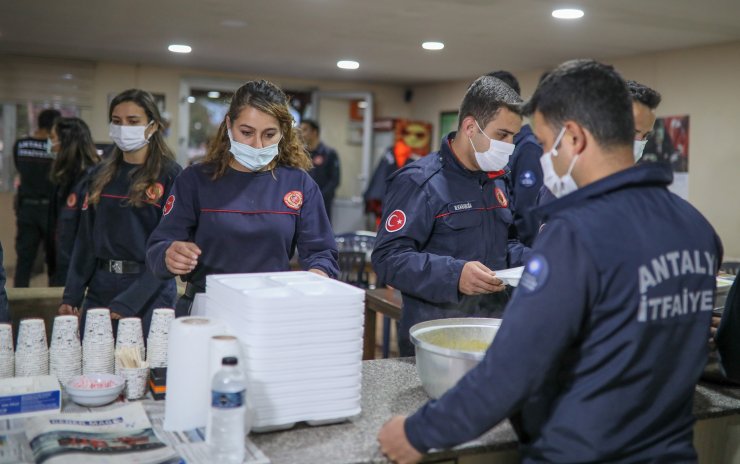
[82,308,114,374]
[205,271,364,432]
[0,323,14,378]
[15,318,49,377]
[147,308,175,368]
[49,315,82,385]
[115,317,145,374]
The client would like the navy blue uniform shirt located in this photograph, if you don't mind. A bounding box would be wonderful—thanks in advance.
[146,163,339,296]
[63,159,182,320]
[0,241,8,323]
[372,133,529,355]
[14,137,54,200]
[308,142,340,199]
[404,162,723,463]
[508,124,543,246]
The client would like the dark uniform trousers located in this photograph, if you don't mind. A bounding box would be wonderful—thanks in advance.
[14,198,53,287]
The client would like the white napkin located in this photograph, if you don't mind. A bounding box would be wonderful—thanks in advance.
[495,266,525,287]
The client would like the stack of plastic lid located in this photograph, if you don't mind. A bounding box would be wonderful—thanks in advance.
[205,271,364,432]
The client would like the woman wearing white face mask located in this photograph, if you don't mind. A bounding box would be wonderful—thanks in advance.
[58,89,182,339]
[146,80,339,316]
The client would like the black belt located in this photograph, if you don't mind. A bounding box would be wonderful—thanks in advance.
[97,259,144,274]
[184,282,205,299]
[20,198,50,206]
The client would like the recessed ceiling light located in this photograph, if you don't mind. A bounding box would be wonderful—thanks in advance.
[187,96,196,104]
[552,8,584,19]
[422,41,445,51]
[207,91,221,98]
[337,60,360,70]
[168,44,192,54]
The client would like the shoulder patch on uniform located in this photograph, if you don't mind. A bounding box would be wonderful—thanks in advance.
[519,170,537,188]
[66,192,77,208]
[385,210,407,233]
[494,187,508,208]
[163,194,175,216]
[81,193,89,211]
[146,182,165,202]
[520,253,550,294]
[283,191,303,210]
[313,155,325,166]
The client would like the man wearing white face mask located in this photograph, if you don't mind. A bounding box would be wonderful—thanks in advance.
[626,80,662,162]
[372,75,530,357]
[378,59,722,464]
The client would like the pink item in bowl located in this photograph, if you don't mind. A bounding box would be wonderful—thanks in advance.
[65,374,125,407]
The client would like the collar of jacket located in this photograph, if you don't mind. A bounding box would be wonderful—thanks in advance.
[440,132,506,182]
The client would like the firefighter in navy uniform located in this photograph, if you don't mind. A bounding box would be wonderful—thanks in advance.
[13,108,61,287]
[299,119,340,223]
[147,80,338,316]
[0,241,9,323]
[378,60,723,464]
[58,90,181,338]
[372,75,530,357]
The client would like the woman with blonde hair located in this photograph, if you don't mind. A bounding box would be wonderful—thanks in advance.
[59,89,182,337]
[147,80,338,315]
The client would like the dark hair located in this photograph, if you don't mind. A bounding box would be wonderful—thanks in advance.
[38,109,61,131]
[300,118,320,133]
[204,80,311,179]
[457,75,523,130]
[486,70,521,96]
[89,89,175,206]
[50,117,99,189]
[522,59,633,149]
[626,80,662,110]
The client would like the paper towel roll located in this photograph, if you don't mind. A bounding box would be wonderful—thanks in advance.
[163,317,227,431]
[208,335,243,380]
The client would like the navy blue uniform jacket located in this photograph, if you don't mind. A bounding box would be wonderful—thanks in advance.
[146,163,339,292]
[508,124,543,246]
[372,133,529,352]
[404,162,723,463]
[0,241,8,323]
[63,159,182,317]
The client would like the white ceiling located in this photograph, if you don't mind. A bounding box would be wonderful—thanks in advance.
[2,0,740,85]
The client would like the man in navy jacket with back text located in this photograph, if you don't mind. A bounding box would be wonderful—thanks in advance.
[378,59,723,464]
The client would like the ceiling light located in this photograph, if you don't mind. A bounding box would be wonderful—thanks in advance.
[337,60,359,70]
[552,8,584,19]
[422,41,445,51]
[207,91,221,98]
[187,96,196,104]
[168,44,192,54]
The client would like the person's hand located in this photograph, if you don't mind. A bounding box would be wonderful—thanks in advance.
[709,315,721,350]
[110,312,123,320]
[459,261,505,295]
[377,416,423,464]
[309,268,328,277]
[58,304,79,317]
[165,241,201,275]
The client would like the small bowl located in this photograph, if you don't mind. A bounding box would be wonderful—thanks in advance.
[65,373,125,407]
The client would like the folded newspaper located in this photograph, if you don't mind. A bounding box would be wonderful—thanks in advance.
[0,401,269,464]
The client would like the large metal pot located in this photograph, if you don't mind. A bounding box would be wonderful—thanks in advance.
[410,318,502,399]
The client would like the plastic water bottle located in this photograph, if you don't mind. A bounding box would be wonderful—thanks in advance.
[208,356,246,463]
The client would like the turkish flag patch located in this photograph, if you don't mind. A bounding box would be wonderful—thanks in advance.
[283,191,303,210]
[66,192,77,208]
[494,187,508,208]
[385,210,407,233]
[163,194,175,216]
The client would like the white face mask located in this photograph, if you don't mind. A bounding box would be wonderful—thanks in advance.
[228,128,281,171]
[468,120,515,172]
[540,127,579,198]
[109,121,153,152]
[633,139,648,162]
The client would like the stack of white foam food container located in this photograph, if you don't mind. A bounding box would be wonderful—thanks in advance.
[49,315,82,385]
[147,309,175,368]
[205,271,364,432]
[15,318,49,377]
[82,309,115,375]
[0,324,14,378]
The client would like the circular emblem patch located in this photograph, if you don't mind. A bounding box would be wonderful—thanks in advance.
[495,187,508,208]
[283,191,303,210]
[313,155,325,166]
[385,210,407,233]
[163,194,175,216]
[520,253,550,294]
[66,193,77,208]
[81,193,89,211]
[146,182,165,201]
[519,170,537,188]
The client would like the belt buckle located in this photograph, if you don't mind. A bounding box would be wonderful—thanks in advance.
[111,260,123,274]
